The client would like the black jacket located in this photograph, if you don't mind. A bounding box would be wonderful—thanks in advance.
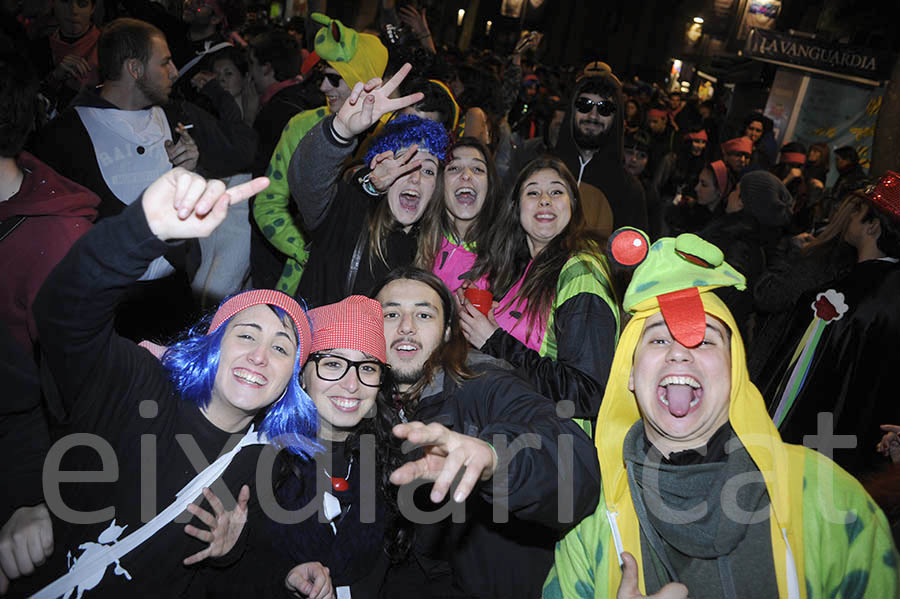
[381,354,601,599]
[18,201,265,598]
[289,117,418,308]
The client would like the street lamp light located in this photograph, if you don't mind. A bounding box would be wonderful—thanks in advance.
[458,9,466,26]
[693,16,704,24]
[486,20,493,35]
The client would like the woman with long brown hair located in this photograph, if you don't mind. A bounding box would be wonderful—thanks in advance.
[417,137,500,292]
[457,156,619,420]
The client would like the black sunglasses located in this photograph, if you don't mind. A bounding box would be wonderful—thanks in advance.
[322,72,343,88]
[574,97,616,116]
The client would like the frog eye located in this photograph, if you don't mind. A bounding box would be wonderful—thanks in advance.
[674,233,723,268]
[608,227,650,268]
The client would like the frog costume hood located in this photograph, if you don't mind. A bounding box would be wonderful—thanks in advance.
[596,228,807,597]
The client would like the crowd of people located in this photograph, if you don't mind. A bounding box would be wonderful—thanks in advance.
[2,1,899,597]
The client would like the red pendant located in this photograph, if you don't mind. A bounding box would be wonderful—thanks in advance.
[331,477,349,492]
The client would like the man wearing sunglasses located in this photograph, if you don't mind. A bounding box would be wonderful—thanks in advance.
[251,13,388,291]
[509,61,647,239]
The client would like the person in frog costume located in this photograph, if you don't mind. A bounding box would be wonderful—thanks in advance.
[252,12,388,294]
[543,228,899,598]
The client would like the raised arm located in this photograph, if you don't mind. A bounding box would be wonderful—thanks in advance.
[34,170,267,421]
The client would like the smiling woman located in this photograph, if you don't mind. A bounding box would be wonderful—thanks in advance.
[17,170,323,598]
[457,156,621,421]
[286,64,448,308]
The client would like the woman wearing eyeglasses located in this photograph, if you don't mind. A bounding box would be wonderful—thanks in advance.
[456,157,620,425]
[194,295,406,598]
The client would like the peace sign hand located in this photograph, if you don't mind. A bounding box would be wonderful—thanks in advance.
[332,63,424,140]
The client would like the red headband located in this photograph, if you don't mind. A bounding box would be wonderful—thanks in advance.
[684,130,708,142]
[308,296,387,363]
[780,152,807,165]
[647,108,668,120]
[864,170,900,224]
[721,136,753,155]
[209,289,312,365]
[710,160,727,193]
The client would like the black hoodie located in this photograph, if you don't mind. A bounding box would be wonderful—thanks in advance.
[553,65,647,237]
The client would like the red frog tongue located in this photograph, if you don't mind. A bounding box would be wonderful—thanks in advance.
[665,384,694,417]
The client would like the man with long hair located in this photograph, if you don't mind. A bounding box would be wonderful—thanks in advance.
[370,266,601,599]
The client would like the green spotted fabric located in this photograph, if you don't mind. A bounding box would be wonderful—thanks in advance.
[252,107,329,295]
[543,444,899,598]
[623,233,746,313]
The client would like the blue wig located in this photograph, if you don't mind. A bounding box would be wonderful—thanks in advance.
[162,303,319,457]
[364,114,450,164]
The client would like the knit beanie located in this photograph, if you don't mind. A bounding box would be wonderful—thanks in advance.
[779,141,807,166]
[208,289,312,365]
[311,12,388,90]
[308,295,387,363]
[721,136,753,155]
[364,114,451,164]
[738,170,792,228]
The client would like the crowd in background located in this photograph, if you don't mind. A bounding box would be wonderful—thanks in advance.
[2,0,900,597]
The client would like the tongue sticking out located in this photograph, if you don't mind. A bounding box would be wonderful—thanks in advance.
[665,384,695,417]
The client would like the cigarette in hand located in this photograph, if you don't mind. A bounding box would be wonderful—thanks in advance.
[180,124,194,130]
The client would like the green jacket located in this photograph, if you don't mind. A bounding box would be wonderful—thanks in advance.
[252,106,329,295]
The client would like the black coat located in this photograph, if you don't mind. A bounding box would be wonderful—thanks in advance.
[380,353,601,599]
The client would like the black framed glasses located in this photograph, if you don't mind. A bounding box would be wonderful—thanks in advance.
[308,353,386,387]
[322,72,343,88]
[574,96,617,116]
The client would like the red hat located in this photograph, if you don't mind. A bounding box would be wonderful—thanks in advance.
[863,170,900,224]
[721,136,753,155]
[780,152,807,165]
[647,108,668,120]
[209,290,312,365]
[709,160,728,192]
[308,296,387,363]
[301,50,321,76]
[684,130,708,141]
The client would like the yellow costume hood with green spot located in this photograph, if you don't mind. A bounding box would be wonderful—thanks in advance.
[597,229,807,597]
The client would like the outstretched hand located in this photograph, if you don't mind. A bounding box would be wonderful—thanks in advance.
[390,421,498,504]
[182,485,250,566]
[617,552,689,599]
[142,167,269,241]
[332,63,424,139]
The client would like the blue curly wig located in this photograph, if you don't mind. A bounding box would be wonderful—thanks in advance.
[364,114,450,164]
[161,302,319,457]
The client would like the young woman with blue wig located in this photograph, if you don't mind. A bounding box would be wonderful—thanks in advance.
[19,169,330,598]
[286,63,450,308]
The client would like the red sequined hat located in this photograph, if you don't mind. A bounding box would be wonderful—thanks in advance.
[864,170,900,224]
[308,296,387,363]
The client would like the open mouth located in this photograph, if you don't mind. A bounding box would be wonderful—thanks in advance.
[330,397,361,412]
[233,367,267,387]
[398,190,421,213]
[534,212,557,222]
[391,339,420,358]
[454,187,477,206]
[657,375,702,418]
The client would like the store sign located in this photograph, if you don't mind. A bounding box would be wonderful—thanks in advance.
[745,28,891,81]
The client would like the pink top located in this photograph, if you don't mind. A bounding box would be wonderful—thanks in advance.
[493,262,546,352]
[433,236,478,293]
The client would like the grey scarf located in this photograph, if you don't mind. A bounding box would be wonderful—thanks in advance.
[623,422,778,599]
